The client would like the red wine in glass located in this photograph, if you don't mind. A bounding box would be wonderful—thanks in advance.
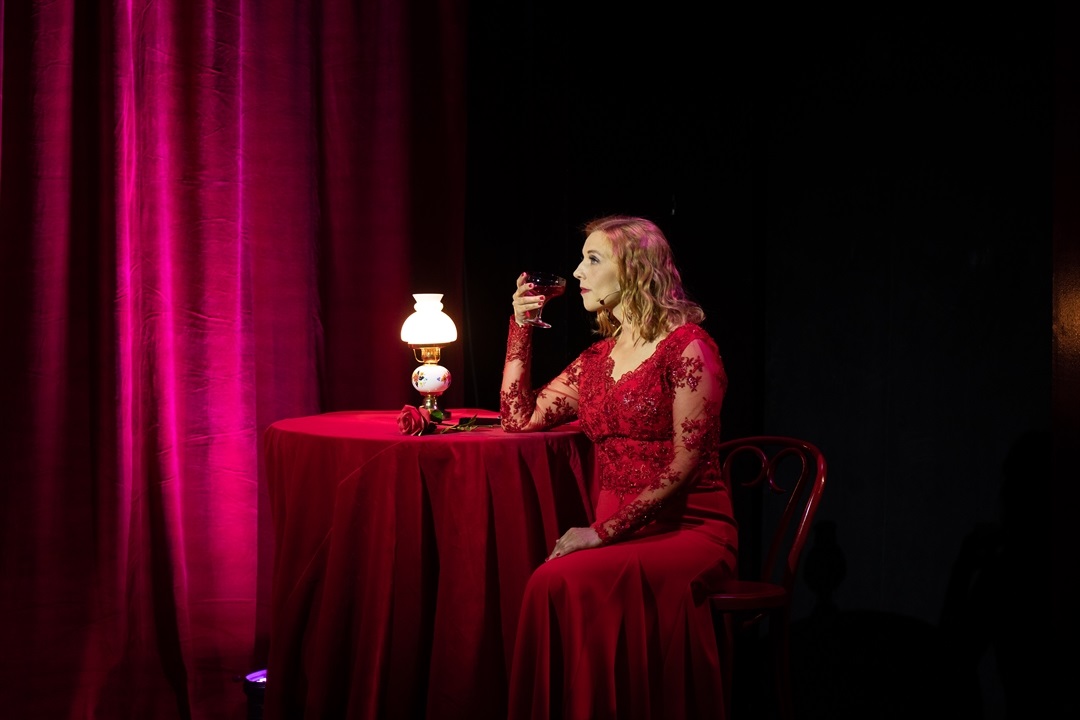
[523,271,567,328]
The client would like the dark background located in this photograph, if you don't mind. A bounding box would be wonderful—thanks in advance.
[459,2,1060,717]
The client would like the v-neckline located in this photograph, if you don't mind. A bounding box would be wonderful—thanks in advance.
[604,328,677,386]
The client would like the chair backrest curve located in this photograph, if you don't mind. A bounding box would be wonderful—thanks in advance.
[717,435,828,594]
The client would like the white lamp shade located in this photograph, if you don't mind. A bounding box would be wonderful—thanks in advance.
[400,293,458,345]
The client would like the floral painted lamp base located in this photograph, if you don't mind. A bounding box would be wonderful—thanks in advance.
[411,362,451,415]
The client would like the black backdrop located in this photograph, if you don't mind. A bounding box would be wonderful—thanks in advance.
[461,2,1059,717]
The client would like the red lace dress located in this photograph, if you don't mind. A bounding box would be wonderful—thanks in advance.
[500,318,739,720]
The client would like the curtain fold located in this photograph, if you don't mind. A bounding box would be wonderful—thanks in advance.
[0,1,467,717]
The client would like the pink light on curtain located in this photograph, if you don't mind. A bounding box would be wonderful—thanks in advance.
[94,1,266,716]
[0,1,467,718]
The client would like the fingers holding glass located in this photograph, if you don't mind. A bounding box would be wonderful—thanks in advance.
[521,271,567,329]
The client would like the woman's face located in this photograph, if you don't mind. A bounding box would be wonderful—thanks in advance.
[573,230,622,313]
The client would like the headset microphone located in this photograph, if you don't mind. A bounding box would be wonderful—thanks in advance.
[597,289,622,306]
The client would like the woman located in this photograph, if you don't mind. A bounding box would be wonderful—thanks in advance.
[501,215,738,719]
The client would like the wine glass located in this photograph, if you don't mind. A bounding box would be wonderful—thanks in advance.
[522,271,567,329]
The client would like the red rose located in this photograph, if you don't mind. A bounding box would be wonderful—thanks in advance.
[397,405,433,436]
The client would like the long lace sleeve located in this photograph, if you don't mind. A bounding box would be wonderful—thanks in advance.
[591,337,726,543]
[500,316,581,432]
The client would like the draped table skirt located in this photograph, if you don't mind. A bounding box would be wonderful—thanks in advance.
[262,409,595,720]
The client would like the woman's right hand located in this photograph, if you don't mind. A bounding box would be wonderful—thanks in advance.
[512,272,542,326]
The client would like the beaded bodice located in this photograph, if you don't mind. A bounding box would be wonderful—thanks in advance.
[501,318,728,543]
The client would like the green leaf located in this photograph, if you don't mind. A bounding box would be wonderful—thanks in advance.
[438,414,480,434]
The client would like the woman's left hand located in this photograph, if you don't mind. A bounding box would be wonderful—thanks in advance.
[547,526,601,561]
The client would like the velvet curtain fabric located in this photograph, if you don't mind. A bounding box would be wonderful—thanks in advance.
[0,1,467,717]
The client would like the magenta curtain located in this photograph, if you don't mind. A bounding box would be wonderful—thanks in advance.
[0,1,467,718]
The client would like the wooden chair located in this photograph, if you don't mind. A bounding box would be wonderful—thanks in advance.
[709,436,827,720]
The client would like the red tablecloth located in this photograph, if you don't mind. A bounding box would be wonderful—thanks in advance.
[262,409,596,720]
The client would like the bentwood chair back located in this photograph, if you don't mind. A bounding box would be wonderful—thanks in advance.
[709,436,827,720]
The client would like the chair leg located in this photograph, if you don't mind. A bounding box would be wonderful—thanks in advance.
[720,612,735,719]
[772,611,794,720]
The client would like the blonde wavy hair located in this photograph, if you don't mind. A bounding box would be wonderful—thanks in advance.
[584,215,705,342]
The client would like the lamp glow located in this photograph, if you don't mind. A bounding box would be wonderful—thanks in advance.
[400,293,458,415]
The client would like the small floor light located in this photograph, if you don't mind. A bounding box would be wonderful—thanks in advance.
[242,669,266,720]
[400,293,458,415]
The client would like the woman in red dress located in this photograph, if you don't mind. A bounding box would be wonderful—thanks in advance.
[501,215,738,719]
